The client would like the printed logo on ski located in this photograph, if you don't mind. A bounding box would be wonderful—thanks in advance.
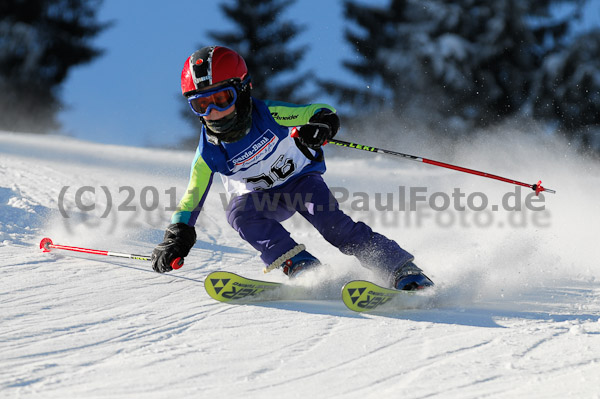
[209,278,231,295]
[348,287,394,310]
[209,278,268,300]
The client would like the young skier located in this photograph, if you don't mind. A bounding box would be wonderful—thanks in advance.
[151,46,433,290]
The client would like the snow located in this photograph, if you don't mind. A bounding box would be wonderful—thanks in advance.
[1,129,600,398]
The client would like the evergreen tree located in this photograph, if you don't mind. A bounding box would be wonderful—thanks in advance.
[179,0,308,148]
[325,0,581,135]
[532,29,600,150]
[320,0,412,112]
[410,1,553,128]
[209,0,308,102]
[0,0,108,133]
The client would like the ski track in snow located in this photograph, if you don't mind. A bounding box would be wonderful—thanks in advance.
[1,131,600,398]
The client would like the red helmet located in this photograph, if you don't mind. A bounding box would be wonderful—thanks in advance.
[181,46,249,96]
[181,46,253,144]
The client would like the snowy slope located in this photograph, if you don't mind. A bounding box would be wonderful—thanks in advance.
[1,130,600,399]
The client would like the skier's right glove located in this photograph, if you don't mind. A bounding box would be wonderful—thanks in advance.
[151,223,196,273]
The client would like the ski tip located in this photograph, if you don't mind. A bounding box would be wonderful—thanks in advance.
[39,237,53,252]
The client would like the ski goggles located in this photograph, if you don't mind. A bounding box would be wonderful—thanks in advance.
[187,85,237,117]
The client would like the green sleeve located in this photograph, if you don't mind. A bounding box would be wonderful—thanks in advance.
[170,151,214,226]
[264,100,336,127]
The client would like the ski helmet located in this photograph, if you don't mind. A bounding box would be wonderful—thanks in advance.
[181,46,253,144]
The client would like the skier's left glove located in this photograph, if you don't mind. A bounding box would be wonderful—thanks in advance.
[296,109,340,149]
[151,223,196,273]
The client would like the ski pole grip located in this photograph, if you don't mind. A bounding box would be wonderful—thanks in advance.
[171,257,184,270]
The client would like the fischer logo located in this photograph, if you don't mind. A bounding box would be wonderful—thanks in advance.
[348,287,394,309]
[357,293,393,309]
[221,282,267,300]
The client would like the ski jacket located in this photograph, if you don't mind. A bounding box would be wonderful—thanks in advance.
[171,98,336,226]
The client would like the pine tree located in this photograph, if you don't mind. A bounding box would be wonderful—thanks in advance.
[0,0,108,133]
[209,0,308,102]
[320,0,413,111]
[532,29,600,151]
[410,0,543,127]
[326,0,582,135]
[179,0,309,148]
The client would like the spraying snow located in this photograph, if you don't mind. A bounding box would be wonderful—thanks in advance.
[1,130,599,398]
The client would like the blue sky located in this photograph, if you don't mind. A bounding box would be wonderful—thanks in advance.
[58,0,380,148]
[58,0,599,148]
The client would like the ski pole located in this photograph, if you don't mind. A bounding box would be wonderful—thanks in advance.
[39,237,184,269]
[326,138,556,195]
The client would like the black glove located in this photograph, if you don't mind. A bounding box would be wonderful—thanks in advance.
[151,223,196,273]
[296,109,340,149]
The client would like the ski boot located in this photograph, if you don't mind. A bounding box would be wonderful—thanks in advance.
[392,261,434,291]
[281,250,321,278]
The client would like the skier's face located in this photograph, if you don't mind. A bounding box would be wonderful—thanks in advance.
[203,104,236,121]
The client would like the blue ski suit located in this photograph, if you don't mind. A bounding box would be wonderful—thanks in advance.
[171,97,413,277]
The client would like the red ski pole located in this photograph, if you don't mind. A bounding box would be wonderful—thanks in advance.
[39,237,184,269]
[326,138,556,195]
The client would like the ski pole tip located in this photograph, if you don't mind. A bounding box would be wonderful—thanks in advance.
[532,180,555,196]
[534,180,544,195]
[40,237,53,252]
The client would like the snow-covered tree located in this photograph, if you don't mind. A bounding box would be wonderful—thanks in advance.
[531,29,600,150]
[325,0,584,136]
[0,0,108,134]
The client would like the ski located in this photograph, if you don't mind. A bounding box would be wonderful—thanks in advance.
[341,280,420,312]
[205,271,432,311]
[204,271,295,303]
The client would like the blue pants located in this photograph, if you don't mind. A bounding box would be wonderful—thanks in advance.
[226,173,413,277]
